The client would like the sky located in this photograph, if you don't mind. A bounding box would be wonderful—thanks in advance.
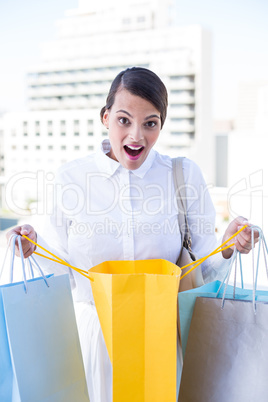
[0,0,268,119]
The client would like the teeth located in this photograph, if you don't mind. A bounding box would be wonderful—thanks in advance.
[127,145,143,150]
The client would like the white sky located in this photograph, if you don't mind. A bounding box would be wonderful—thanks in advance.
[0,0,268,119]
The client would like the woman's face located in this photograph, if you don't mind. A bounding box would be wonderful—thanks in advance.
[102,88,161,170]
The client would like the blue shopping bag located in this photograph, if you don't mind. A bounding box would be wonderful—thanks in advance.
[0,283,13,400]
[0,235,89,402]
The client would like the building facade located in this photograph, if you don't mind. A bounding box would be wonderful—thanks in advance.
[2,0,213,212]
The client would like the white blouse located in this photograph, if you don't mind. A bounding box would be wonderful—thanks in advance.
[35,139,230,302]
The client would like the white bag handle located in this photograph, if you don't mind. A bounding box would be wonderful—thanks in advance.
[0,234,49,292]
[220,226,266,314]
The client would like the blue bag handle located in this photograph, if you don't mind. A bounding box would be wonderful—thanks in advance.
[0,232,15,280]
[10,235,28,292]
[0,234,49,293]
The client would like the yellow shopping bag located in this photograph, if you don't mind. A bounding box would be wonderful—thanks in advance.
[23,225,247,402]
[88,259,181,402]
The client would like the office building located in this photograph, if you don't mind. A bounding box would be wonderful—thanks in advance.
[2,0,213,211]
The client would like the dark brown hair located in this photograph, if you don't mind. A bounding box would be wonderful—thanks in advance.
[100,67,168,129]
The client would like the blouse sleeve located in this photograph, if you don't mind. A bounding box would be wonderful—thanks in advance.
[183,158,231,283]
[32,170,75,285]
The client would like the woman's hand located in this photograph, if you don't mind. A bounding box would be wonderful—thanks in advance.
[221,216,259,259]
[6,224,37,258]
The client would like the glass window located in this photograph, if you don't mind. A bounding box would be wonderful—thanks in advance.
[60,120,66,125]
[36,145,40,150]
[88,132,93,136]
[137,16,145,23]
[61,145,66,150]
[74,132,79,136]
[48,145,53,150]
[88,145,94,151]
[24,145,28,150]
[36,132,40,136]
[48,132,53,136]
[74,145,80,150]
[47,121,53,126]
[61,132,66,136]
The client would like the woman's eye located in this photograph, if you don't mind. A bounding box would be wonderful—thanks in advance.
[145,121,157,128]
[119,117,129,125]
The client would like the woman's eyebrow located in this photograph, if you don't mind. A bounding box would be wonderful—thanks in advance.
[144,114,160,121]
[116,110,160,121]
[116,109,132,117]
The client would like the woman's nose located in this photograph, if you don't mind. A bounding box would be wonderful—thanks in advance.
[129,126,144,142]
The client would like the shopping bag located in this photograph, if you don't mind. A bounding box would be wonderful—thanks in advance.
[179,226,268,402]
[179,297,268,402]
[178,253,268,358]
[0,236,89,402]
[178,280,236,357]
[88,259,181,402]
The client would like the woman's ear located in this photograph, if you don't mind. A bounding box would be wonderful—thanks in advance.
[102,109,109,129]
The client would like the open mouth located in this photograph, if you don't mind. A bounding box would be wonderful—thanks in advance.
[124,145,144,158]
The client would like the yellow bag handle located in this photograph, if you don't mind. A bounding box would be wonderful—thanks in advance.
[22,235,94,282]
[178,224,247,279]
[22,224,247,283]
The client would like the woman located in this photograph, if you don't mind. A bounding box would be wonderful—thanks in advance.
[7,67,258,401]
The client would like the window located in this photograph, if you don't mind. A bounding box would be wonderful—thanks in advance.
[61,145,66,150]
[36,145,40,150]
[60,120,66,126]
[170,75,183,80]
[74,132,79,136]
[48,132,53,136]
[61,132,66,136]
[47,121,53,126]
[36,132,40,136]
[137,16,145,23]
[122,17,131,24]
[74,145,80,150]
[35,121,40,126]
[102,132,108,137]
[23,121,28,127]
[88,132,93,136]
[23,132,28,136]
[48,145,53,150]
[11,145,17,150]
[24,145,28,150]
[87,119,93,125]
[88,146,94,151]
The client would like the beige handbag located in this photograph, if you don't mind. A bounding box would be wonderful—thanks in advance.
[172,157,204,292]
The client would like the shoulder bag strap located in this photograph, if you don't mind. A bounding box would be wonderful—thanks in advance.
[172,157,192,251]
